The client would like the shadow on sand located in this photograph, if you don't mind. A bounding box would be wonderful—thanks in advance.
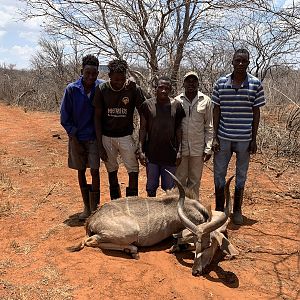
[63,213,86,227]
[228,215,258,231]
[174,249,239,287]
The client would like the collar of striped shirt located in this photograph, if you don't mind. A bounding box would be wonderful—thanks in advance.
[224,73,250,88]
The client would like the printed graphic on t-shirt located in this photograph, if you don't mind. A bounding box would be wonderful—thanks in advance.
[107,107,128,117]
[107,96,130,117]
[122,97,129,105]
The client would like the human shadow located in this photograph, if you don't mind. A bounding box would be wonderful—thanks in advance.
[228,215,258,231]
[63,213,85,227]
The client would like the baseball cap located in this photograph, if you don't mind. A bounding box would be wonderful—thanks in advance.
[183,71,199,81]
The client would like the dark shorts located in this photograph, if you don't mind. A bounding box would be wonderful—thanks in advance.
[68,137,100,170]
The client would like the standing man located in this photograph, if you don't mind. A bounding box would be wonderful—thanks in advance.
[175,71,213,199]
[212,49,265,225]
[137,76,185,197]
[93,59,145,199]
[60,55,103,220]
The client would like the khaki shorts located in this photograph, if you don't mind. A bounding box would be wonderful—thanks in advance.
[102,135,139,173]
[68,137,100,170]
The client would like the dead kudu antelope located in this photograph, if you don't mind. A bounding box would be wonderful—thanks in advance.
[171,175,238,276]
[67,173,235,275]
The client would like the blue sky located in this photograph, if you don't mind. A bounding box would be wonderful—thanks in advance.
[0,0,42,69]
[0,0,296,70]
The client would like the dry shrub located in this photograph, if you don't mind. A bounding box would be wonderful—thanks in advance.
[259,74,300,161]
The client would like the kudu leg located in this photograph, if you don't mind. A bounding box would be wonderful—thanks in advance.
[97,242,139,259]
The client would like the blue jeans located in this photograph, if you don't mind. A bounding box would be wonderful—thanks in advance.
[214,139,250,189]
[146,163,176,196]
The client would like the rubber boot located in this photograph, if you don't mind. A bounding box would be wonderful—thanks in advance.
[126,187,138,197]
[79,184,91,220]
[215,186,225,212]
[147,190,156,197]
[126,172,138,197]
[108,171,121,200]
[232,187,244,225]
[89,190,100,213]
[110,185,121,200]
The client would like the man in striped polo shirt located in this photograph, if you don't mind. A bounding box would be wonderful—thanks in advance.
[212,49,265,225]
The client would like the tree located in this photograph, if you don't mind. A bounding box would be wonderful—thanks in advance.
[30,37,80,110]
[21,0,257,89]
[216,6,300,81]
[21,0,300,90]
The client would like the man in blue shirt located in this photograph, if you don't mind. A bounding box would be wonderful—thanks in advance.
[60,55,104,220]
[212,49,265,225]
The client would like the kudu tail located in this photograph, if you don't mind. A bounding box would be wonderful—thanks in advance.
[66,239,86,252]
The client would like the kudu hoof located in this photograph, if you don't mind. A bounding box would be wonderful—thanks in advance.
[131,253,140,260]
[192,270,202,277]
[168,245,180,253]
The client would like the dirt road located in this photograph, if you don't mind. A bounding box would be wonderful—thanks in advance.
[0,103,299,299]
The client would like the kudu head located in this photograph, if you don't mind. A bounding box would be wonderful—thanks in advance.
[167,171,238,276]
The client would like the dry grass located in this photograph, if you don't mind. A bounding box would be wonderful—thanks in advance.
[10,240,35,255]
[41,224,66,241]
[0,278,74,300]
[0,147,8,155]
[0,172,13,191]
[0,201,16,217]
[0,259,14,276]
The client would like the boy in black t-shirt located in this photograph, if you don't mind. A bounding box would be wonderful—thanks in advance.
[93,59,145,199]
[137,77,185,197]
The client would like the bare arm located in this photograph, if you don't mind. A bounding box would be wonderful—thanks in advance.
[203,99,213,161]
[212,105,221,152]
[137,114,148,166]
[94,87,108,161]
[94,106,108,161]
[175,123,183,166]
[249,106,260,154]
[94,106,102,146]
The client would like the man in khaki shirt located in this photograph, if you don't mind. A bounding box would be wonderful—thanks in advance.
[175,71,213,199]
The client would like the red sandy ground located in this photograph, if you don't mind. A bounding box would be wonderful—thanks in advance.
[0,103,299,300]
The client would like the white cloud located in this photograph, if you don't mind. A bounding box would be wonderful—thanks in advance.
[12,44,37,57]
[0,30,6,38]
[0,0,44,68]
[19,31,39,43]
[282,0,300,8]
[0,46,8,53]
[22,16,44,30]
[0,5,16,27]
[0,44,39,69]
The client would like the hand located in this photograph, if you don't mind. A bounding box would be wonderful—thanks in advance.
[212,137,220,152]
[99,146,108,162]
[176,152,182,167]
[203,153,211,162]
[125,79,136,90]
[138,151,148,166]
[69,135,80,144]
[249,140,257,154]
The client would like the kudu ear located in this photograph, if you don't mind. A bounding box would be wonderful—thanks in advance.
[213,231,239,256]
